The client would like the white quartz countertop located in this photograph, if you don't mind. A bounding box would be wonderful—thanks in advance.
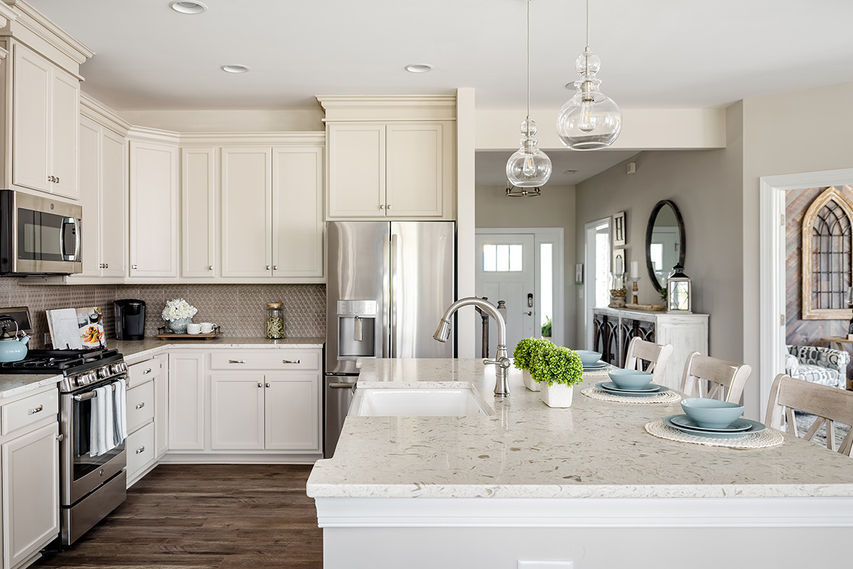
[0,373,62,400]
[306,358,853,500]
[111,336,324,363]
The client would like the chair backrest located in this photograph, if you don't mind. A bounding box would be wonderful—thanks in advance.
[680,352,752,403]
[765,374,853,456]
[624,337,673,386]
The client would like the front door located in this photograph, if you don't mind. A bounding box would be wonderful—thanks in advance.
[475,233,536,357]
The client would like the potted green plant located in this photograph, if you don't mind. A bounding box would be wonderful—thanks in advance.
[532,344,583,408]
[513,337,547,391]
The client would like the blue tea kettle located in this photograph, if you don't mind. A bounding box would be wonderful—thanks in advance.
[0,315,29,363]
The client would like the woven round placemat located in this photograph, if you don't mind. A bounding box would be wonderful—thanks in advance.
[645,419,784,449]
[581,386,682,405]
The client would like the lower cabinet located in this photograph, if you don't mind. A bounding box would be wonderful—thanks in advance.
[209,372,322,452]
[125,357,163,487]
[0,388,60,569]
[168,352,206,451]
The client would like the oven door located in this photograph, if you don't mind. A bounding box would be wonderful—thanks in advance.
[3,191,82,274]
[60,381,127,506]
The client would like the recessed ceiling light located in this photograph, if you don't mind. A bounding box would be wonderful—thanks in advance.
[404,64,432,74]
[221,64,249,74]
[170,1,207,14]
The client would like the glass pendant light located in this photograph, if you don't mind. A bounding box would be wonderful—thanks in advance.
[506,0,551,188]
[556,0,621,150]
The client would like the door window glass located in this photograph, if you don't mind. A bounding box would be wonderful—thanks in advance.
[483,243,523,272]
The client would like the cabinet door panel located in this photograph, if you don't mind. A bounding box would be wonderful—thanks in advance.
[385,123,443,217]
[78,117,101,277]
[129,141,178,277]
[50,69,80,199]
[272,146,323,277]
[12,44,50,193]
[167,353,205,450]
[221,147,271,277]
[210,374,264,450]
[2,422,59,569]
[182,148,217,277]
[327,123,385,218]
[264,373,321,451]
[100,129,127,277]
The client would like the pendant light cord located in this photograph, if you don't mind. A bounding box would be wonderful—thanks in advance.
[526,0,531,125]
[586,0,590,49]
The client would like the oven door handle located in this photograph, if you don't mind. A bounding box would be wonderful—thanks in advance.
[60,216,81,262]
[72,391,97,402]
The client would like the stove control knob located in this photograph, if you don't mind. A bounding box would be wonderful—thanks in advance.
[97,368,109,379]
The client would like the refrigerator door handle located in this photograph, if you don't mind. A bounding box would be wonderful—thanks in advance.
[382,230,391,358]
[389,231,400,358]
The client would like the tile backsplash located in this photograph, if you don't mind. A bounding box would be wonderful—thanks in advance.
[0,280,325,348]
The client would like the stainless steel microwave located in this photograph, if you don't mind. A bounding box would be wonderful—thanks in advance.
[0,190,82,275]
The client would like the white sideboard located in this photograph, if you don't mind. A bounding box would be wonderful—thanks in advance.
[592,307,709,390]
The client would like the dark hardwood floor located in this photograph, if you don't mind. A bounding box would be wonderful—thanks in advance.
[36,464,322,569]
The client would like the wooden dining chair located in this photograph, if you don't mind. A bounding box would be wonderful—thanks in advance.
[765,374,853,455]
[624,337,674,386]
[680,352,752,403]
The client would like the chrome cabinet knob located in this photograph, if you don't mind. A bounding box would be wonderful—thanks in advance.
[132,264,138,270]
[386,204,391,210]
[265,382,270,388]
[273,265,278,270]
[209,265,214,271]
[378,204,384,209]
[265,265,271,271]
[257,382,263,388]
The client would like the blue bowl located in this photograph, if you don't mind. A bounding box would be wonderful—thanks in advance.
[575,350,602,366]
[681,398,744,429]
[608,369,653,389]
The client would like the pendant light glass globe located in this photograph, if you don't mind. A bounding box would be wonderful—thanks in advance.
[557,50,621,150]
[506,119,552,187]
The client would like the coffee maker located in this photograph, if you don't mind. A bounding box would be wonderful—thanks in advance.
[114,299,146,340]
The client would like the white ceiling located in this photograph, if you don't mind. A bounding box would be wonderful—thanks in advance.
[28,0,853,111]
[476,149,638,186]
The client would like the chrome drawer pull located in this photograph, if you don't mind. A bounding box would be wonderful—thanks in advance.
[136,446,145,454]
[282,359,301,364]
[28,404,44,415]
[135,402,145,410]
[229,359,246,364]
[143,368,153,375]
[329,382,356,389]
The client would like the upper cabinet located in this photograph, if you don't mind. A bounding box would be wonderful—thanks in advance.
[319,96,456,220]
[181,147,218,278]
[0,3,93,200]
[129,135,180,278]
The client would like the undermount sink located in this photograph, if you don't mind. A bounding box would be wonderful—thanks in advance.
[349,387,490,417]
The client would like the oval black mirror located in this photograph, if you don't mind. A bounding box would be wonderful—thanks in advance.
[645,200,685,293]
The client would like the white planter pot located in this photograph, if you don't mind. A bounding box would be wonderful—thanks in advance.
[522,369,540,392]
[540,382,574,408]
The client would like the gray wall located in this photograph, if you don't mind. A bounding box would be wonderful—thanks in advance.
[475,184,577,346]
[741,81,853,417]
[573,102,745,394]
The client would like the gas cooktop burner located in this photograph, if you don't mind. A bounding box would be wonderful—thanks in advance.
[0,348,122,374]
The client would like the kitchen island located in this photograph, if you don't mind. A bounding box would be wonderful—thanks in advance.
[307,358,853,569]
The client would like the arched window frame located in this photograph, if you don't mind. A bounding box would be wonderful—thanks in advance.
[801,186,853,320]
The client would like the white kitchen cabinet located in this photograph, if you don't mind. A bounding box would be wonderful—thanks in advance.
[182,147,218,277]
[210,374,265,450]
[220,147,272,278]
[326,121,452,219]
[272,146,324,278]
[220,144,324,280]
[385,123,444,217]
[129,139,179,278]
[265,372,322,451]
[168,352,206,450]
[11,42,79,199]
[327,123,386,218]
[77,115,127,279]
[1,421,59,569]
[154,354,169,459]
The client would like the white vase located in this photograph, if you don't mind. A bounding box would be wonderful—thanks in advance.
[522,370,540,392]
[541,382,574,408]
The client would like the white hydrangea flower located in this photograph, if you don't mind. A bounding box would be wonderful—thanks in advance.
[162,298,199,321]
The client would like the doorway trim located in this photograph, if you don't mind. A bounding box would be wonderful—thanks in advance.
[584,217,611,349]
[475,227,564,347]
[759,168,853,420]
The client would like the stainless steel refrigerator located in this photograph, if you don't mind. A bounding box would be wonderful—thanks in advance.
[324,221,455,455]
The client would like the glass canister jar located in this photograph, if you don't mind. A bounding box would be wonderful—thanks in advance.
[265,302,285,339]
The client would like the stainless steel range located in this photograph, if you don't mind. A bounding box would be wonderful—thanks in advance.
[1,348,129,546]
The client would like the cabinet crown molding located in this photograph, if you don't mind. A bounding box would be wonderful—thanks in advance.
[2,0,93,64]
[180,131,325,146]
[317,95,457,122]
[128,125,181,145]
[81,92,131,136]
